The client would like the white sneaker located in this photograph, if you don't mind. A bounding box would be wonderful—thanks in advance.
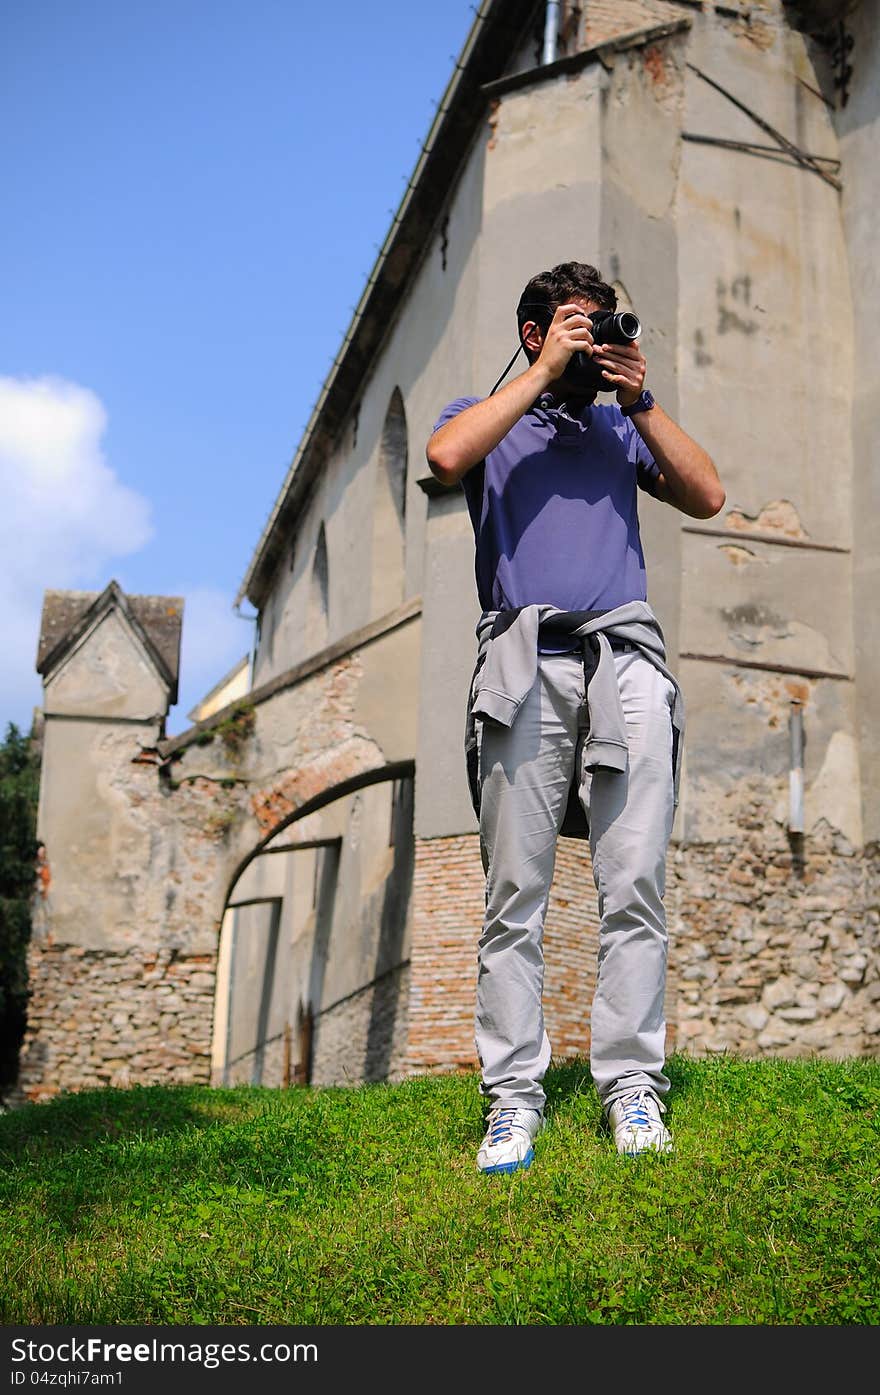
[607,1088,673,1157]
[477,1104,543,1174]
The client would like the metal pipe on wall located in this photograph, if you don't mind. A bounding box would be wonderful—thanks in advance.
[542,0,561,65]
[789,700,805,834]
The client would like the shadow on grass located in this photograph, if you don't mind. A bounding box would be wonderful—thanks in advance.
[0,1082,271,1163]
[0,1081,363,1241]
[541,1052,705,1123]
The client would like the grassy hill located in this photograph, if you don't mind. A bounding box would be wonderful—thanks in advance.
[1,1053,878,1325]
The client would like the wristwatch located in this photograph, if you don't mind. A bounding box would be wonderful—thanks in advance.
[620,389,655,418]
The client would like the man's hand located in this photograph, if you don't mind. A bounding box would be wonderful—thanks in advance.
[592,334,725,516]
[534,303,597,382]
[593,340,647,409]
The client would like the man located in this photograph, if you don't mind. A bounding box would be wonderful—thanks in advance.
[425,262,724,1173]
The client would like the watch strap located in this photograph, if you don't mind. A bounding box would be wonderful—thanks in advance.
[621,390,655,418]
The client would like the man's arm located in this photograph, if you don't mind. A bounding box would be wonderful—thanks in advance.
[631,402,726,519]
[425,303,597,487]
[595,341,725,520]
[425,363,551,487]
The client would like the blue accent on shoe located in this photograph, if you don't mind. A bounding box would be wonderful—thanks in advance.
[480,1147,534,1175]
[488,1108,519,1144]
[621,1100,651,1128]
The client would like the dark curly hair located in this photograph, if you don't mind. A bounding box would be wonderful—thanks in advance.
[516,262,617,353]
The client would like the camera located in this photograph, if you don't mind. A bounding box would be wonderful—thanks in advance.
[568,310,642,395]
[587,309,641,345]
[490,302,643,399]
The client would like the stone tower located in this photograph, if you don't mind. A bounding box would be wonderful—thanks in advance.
[15,582,189,1097]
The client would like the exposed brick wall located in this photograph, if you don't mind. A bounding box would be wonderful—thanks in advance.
[12,946,216,1104]
[406,835,483,1074]
[578,0,687,49]
[543,839,601,1060]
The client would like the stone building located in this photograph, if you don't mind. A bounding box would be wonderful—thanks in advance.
[12,0,880,1104]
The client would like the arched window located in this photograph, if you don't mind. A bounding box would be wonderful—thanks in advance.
[307,522,329,650]
[370,389,407,618]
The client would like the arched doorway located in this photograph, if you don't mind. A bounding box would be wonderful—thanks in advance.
[211,769,414,1089]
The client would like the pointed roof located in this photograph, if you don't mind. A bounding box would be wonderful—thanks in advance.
[36,581,184,704]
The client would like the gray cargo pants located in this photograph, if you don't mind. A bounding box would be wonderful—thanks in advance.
[475,646,676,1112]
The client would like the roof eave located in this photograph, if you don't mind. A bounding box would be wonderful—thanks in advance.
[236,0,540,611]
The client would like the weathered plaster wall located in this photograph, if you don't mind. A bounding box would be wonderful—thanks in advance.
[35,608,179,956]
[44,609,169,720]
[835,0,880,842]
[601,31,688,682]
[413,493,481,839]
[415,63,608,839]
[674,11,859,851]
[251,137,487,693]
[16,616,420,1103]
[408,6,878,1066]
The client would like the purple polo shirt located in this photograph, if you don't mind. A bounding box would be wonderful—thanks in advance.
[432,393,662,651]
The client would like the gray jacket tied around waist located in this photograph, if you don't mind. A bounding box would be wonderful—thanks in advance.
[464,601,685,840]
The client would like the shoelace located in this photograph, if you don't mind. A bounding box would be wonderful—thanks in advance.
[486,1107,525,1145]
[616,1090,657,1131]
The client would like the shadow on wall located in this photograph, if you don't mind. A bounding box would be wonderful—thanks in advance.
[220,773,414,1091]
[301,838,342,1083]
[364,777,415,1082]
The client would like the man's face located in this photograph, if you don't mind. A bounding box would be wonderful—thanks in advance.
[527,292,602,393]
[523,294,601,398]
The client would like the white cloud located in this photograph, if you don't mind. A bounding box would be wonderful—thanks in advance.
[0,375,252,740]
[0,375,153,732]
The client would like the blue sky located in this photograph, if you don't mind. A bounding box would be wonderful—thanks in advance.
[0,0,478,735]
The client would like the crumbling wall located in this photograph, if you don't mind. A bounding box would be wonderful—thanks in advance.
[15,613,420,1103]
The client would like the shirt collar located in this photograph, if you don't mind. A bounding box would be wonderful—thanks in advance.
[534,392,594,431]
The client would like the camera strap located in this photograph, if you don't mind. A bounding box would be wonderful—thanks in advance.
[488,342,526,397]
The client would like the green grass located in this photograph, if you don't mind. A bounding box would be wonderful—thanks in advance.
[1,1054,879,1325]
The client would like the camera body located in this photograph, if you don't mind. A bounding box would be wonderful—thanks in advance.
[503,301,643,400]
[568,310,642,395]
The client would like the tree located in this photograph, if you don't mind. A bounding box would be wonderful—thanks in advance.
[0,723,40,1095]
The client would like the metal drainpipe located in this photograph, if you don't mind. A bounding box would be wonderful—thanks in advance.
[542,0,561,65]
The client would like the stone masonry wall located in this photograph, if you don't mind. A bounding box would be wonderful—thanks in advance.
[14,946,215,1102]
[407,809,880,1079]
[668,792,880,1058]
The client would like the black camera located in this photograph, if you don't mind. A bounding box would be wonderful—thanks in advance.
[490,302,643,399]
[587,309,641,345]
[568,310,642,395]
